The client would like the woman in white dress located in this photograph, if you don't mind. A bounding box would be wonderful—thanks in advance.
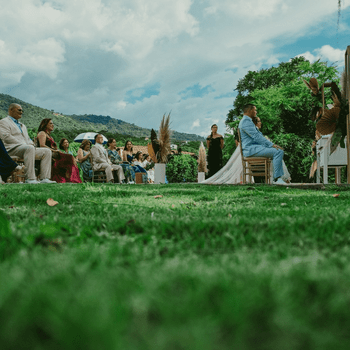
[202,117,291,184]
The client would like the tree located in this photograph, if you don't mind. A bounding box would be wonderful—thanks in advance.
[225,57,340,182]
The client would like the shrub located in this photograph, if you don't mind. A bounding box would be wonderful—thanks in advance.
[272,133,314,183]
[166,154,197,183]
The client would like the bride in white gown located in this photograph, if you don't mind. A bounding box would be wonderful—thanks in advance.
[202,117,291,184]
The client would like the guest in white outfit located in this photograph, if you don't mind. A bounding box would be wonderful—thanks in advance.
[0,103,55,184]
[90,134,125,184]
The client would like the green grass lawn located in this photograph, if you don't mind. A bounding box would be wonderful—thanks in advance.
[1,183,350,350]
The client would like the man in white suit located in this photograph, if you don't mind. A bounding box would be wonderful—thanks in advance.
[0,103,55,184]
[91,134,125,183]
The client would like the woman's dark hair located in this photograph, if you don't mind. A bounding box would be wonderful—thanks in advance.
[143,153,149,161]
[210,124,218,138]
[80,139,91,149]
[252,116,258,125]
[107,138,115,147]
[124,140,133,152]
[38,118,52,133]
[59,138,68,151]
[135,151,143,161]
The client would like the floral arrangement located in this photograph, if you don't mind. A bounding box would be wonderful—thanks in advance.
[304,75,349,177]
[304,75,349,154]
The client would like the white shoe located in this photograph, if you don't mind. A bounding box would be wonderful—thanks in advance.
[40,179,57,184]
[25,179,40,184]
[128,181,135,184]
[273,178,288,185]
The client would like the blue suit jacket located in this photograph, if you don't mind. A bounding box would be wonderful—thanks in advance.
[238,115,273,157]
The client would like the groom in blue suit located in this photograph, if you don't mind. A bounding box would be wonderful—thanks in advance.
[238,104,287,185]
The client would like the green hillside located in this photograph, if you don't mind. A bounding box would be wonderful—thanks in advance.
[0,93,205,142]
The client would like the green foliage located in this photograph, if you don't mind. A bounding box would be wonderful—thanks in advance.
[222,133,237,166]
[174,140,201,154]
[272,133,314,182]
[166,154,198,183]
[68,142,80,157]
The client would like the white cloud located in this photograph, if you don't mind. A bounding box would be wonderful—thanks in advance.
[191,119,200,128]
[1,0,350,138]
[315,45,346,63]
[296,45,346,65]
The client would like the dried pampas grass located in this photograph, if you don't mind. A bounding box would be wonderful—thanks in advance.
[158,113,172,163]
[198,142,207,173]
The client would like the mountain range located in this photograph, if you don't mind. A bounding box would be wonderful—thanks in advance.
[0,93,205,142]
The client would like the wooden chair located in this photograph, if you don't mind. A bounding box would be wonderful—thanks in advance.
[237,129,271,184]
[91,153,120,183]
[92,169,107,183]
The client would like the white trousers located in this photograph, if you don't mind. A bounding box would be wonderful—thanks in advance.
[98,163,125,183]
[8,145,52,180]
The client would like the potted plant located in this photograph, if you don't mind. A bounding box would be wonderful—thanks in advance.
[152,113,172,184]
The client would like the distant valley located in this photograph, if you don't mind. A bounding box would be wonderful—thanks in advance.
[0,93,205,142]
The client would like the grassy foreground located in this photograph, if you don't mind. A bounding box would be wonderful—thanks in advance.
[1,183,350,350]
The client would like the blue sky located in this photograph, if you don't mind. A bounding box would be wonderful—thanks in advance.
[0,0,349,138]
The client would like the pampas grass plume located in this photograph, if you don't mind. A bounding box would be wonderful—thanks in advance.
[198,142,207,173]
[158,113,172,163]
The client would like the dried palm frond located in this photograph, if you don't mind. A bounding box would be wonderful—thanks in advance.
[147,143,157,163]
[309,160,318,178]
[198,142,207,173]
[309,78,319,95]
[310,106,323,121]
[158,113,172,163]
[150,128,160,157]
[330,82,341,100]
[316,107,340,135]
[332,92,341,108]
[340,70,348,99]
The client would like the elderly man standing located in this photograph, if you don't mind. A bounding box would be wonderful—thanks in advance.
[91,134,125,183]
[0,103,55,184]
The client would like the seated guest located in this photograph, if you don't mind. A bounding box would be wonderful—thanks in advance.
[0,104,55,184]
[122,140,147,183]
[77,140,93,182]
[238,104,286,185]
[37,119,81,183]
[91,134,125,184]
[107,138,135,183]
[0,138,19,184]
[133,151,149,183]
[122,140,134,162]
[58,138,82,183]
[142,154,154,183]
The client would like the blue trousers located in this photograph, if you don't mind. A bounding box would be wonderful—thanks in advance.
[0,139,17,179]
[250,147,284,179]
